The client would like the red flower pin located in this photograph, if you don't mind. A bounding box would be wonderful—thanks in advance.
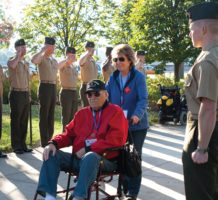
[124,87,131,94]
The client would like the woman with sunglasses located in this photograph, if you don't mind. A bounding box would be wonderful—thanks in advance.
[106,44,149,200]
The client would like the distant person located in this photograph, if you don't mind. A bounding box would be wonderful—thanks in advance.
[78,41,98,107]
[58,47,78,131]
[35,79,128,200]
[0,64,7,158]
[106,44,149,200]
[101,47,115,83]
[182,2,218,200]
[7,39,32,154]
[135,50,147,76]
[31,37,58,147]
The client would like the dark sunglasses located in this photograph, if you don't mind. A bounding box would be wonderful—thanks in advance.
[86,91,101,98]
[113,57,125,62]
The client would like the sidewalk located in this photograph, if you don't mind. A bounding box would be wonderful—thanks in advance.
[0,124,186,200]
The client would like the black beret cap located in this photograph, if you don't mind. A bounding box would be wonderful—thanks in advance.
[45,37,55,45]
[85,41,95,48]
[186,2,218,23]
[106,47,113,55]
[15,39,26,48]
[136,50,145,56]
[66,47,76,54]
[86,79,106,93]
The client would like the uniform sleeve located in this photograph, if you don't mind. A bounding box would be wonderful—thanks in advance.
[90,108,128,154]
[196,61,218,102]
[133,73,148,119]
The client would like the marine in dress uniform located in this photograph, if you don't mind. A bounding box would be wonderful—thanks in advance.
[182,2,218,200]
[31,37,58,147]
[79,41,98,107]
[101,47,115,83]
[0,65,7,158]
[58,47,78,131]
[7,39,32,154]
[135,50,147,76]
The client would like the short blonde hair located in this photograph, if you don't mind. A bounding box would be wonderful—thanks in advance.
[112,44,136,69]
[196,19,218,35]
[206,19,218,35]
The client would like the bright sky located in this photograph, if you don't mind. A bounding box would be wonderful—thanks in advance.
[2,0,32,23]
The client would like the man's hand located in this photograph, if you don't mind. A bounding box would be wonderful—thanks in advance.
[41,45,50,52]
[130,115,140,125]
[75,148,86,159]
[88,48,94,56]
[16,47,22,57]
[191,150,208,164]
[66,55,76,65]
[43,143,57,161]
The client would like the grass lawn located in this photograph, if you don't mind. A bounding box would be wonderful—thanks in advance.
[0,104,158,152]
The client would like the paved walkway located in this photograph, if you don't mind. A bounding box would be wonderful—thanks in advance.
[0,124,186,200]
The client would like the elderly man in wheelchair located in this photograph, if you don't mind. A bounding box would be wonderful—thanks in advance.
[35,79,128,200]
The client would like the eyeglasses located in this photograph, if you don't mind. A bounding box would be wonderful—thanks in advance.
[86,91,101,98]
[113,57,125,62]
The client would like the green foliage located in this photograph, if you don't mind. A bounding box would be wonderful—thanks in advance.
[16,0,102,56]
[0,104,63,152]
[30,75,39,102]
[129,0,202,81]
[99,0,136,45]
[146,75,185,106]
[0,5,13,49]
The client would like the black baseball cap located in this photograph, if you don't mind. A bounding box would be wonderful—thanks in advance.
[186,2,218,23]
[86,79,106,93]
[15,39,26,48]
[45,37,55,45]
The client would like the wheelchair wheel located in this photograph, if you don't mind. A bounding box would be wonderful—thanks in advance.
[179,111,187,125]
[158,112,165,124]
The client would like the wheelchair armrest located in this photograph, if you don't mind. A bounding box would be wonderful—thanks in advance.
[105,146,125,152]
[102,146,125,158]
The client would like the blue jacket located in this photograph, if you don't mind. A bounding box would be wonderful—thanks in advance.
[106,67,149,131]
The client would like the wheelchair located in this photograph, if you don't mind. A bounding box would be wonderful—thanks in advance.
[33,147,126,200]
[157,84,187,125]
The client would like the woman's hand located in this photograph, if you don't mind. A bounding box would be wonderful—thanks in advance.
[130,115,140,125]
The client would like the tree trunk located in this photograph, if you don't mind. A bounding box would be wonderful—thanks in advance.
[179,62,184,79]
[174,62,181,83]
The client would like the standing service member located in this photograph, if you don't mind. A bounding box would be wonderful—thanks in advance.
[182,2,218,200]
[8,39,32,154]
[31,37,58,147]
[79,41,98,107]
[58,47,78,131]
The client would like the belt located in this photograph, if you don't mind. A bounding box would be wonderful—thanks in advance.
[62,86,77,91]
[40,80,56,84]
[11,88,28,92]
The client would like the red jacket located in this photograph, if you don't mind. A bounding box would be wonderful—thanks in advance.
[52,102,128,159]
